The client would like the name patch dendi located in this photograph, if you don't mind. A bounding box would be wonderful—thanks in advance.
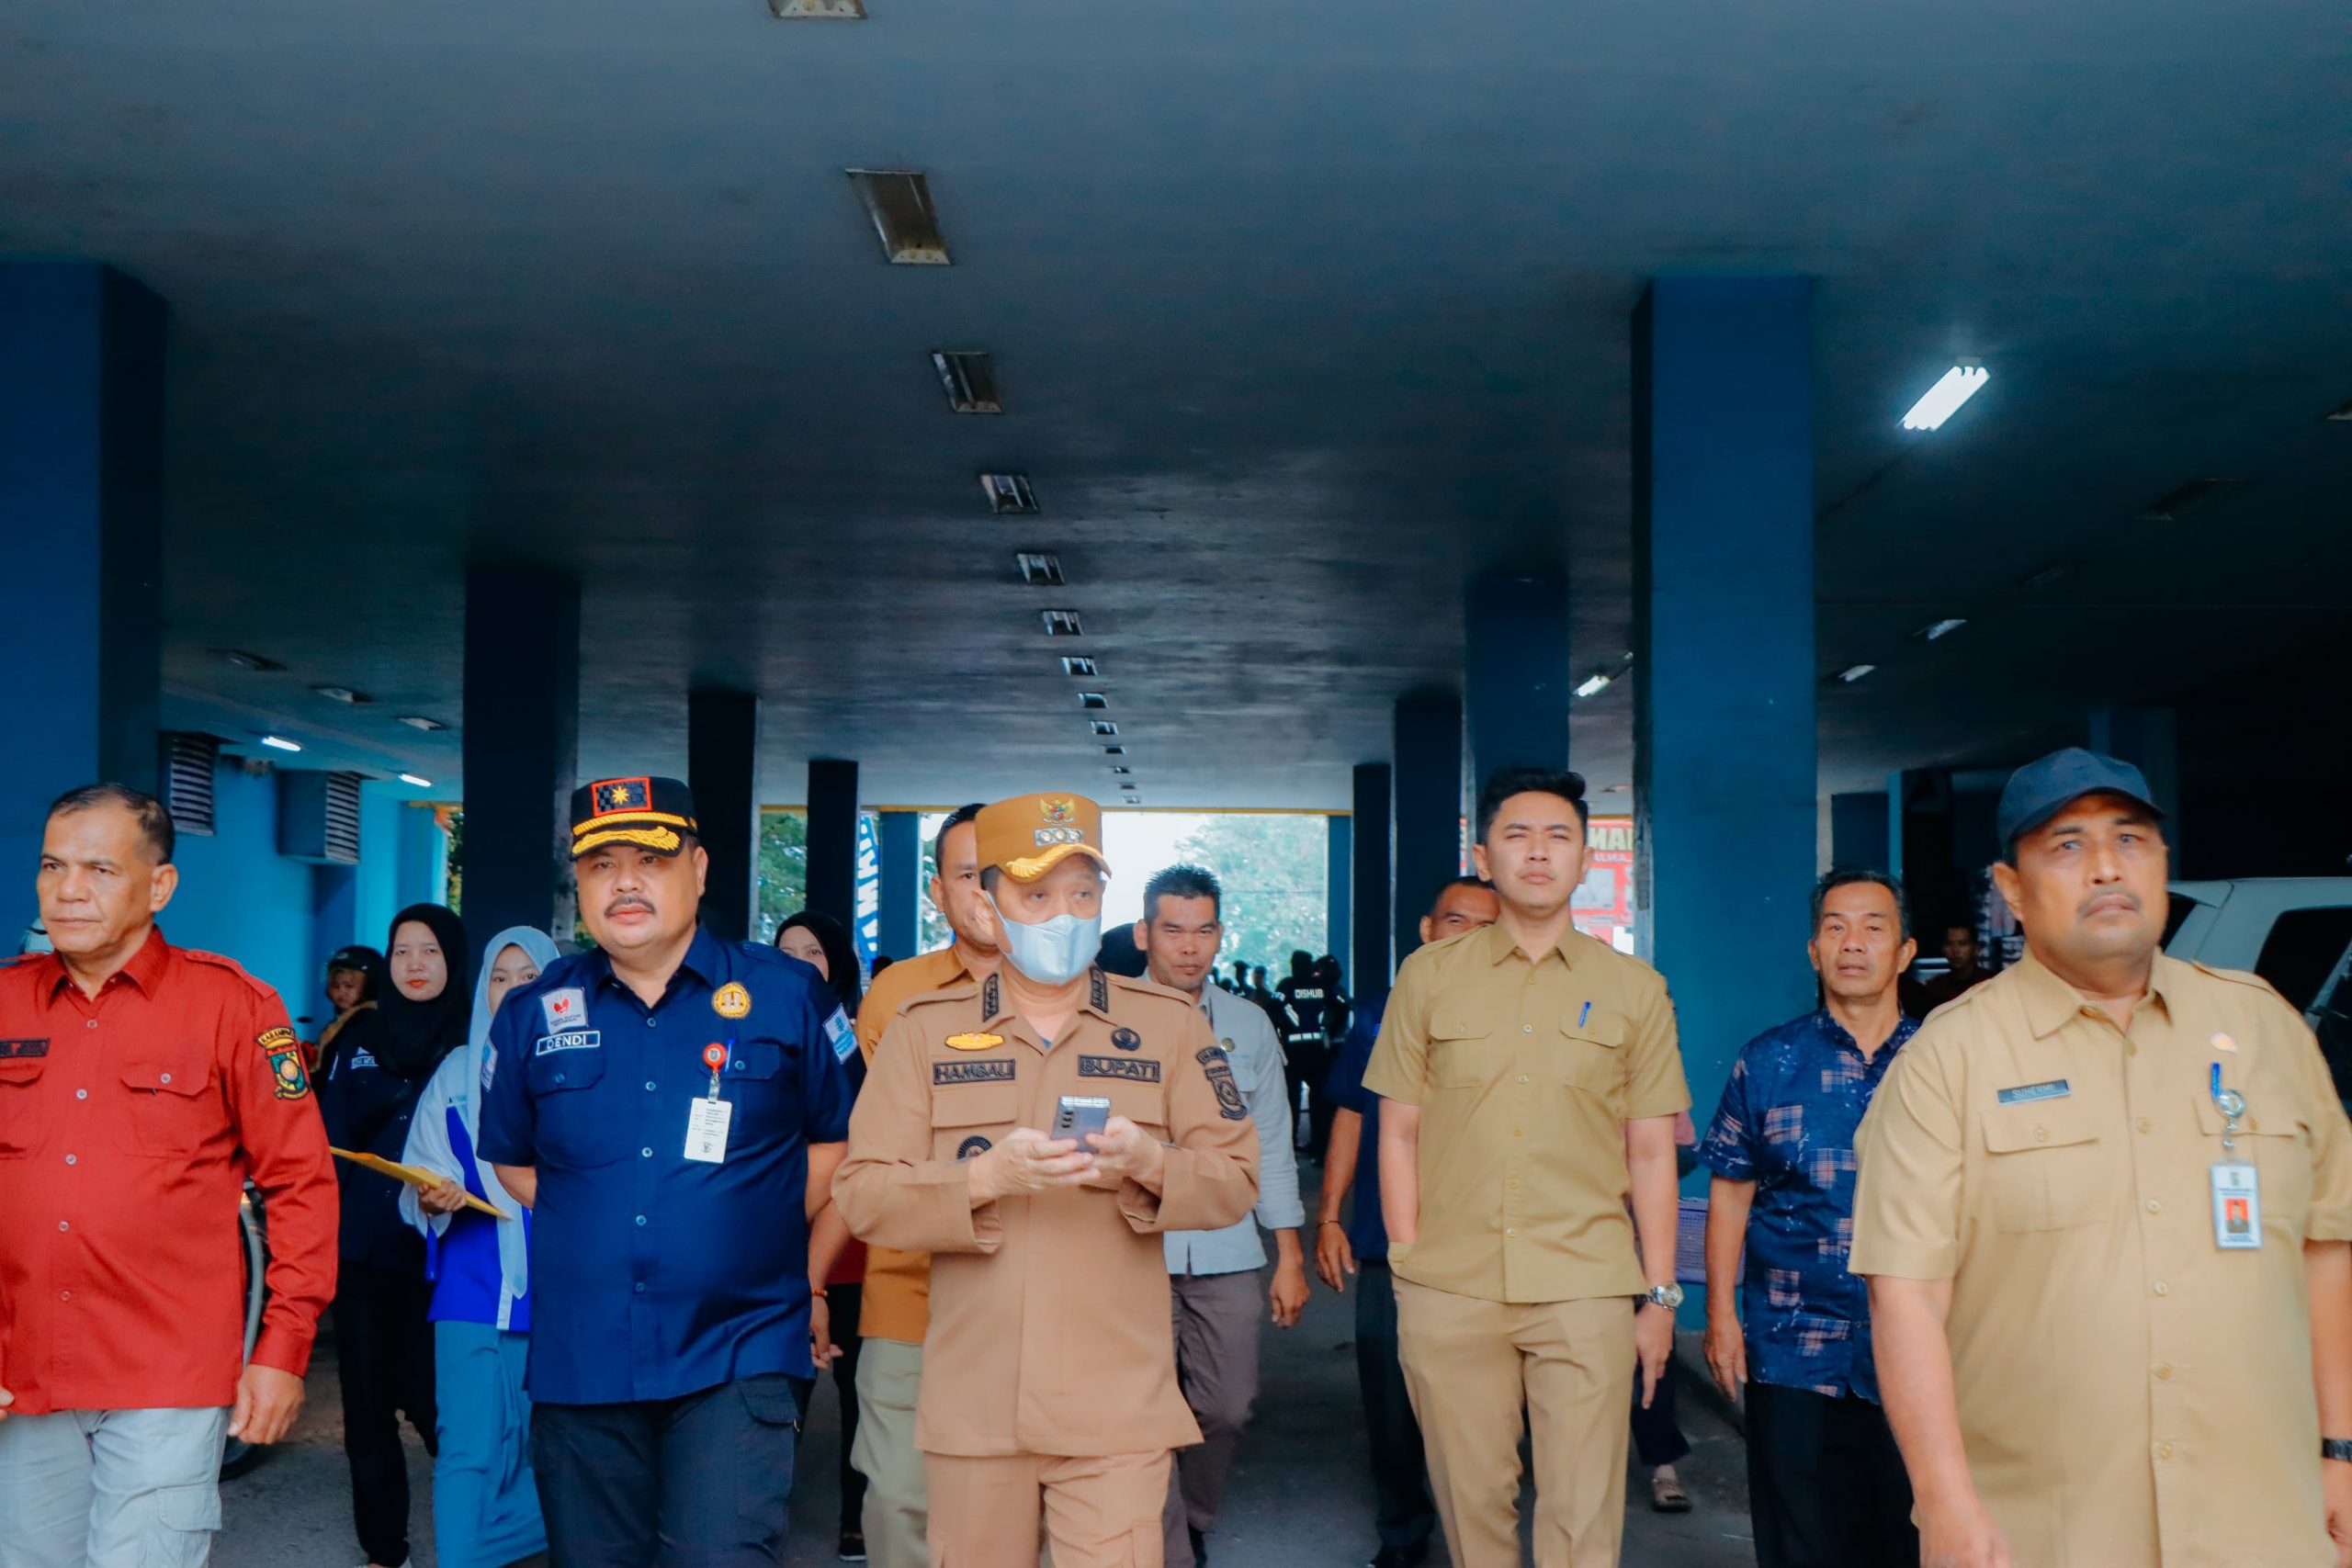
[1079,1055,1160,1083]
[0,1038,51,1059]
[535,1031,603,1057]
[934,1059,1016,1085]
[1996,1078,2071,1105]
[1197,1045,1248,1120]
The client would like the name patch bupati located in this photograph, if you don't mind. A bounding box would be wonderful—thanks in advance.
[933,1059,1015,1086]
[1996,1078,2071,1105]
[1079,1055,1160,1083]
[535,1031,603,1057]
[1197,1045,1248,1120]
[0,1038,51,1059]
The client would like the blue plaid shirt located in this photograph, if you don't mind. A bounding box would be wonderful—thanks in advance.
[1698,1009,1917,1401]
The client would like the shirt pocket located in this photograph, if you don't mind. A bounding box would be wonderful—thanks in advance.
[0,1055,47,1156]
[114,1054,215,1157]
[2196,1088,2310,1235]
[527,1043,624,1168]
[1980,1100,2110,1232]
[929,1079,1020,1162]
[718,1039,790,1139]
[1556,1009,1629,1100]
[1430,1006,1504,1089]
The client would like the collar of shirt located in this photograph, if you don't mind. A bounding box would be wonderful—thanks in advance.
[2010,948,2178,1040]
[39,925,171,1007]
[1476,917,1588,972]
[1812,1007,1919,1068]
[587,925,729,1008]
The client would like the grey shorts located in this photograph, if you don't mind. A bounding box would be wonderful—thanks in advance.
[0,1405,230,1568]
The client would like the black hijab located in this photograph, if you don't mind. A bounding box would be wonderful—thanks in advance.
[376,903,471,1079]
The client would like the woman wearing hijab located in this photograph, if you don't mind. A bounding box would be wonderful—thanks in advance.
[319,903,470,1568]
[775,909,868,1561]
[401,927,560,1568]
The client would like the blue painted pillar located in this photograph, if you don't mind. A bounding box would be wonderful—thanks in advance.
[1351,765,1393,995]
[805,760,860,932]
[877,810,921,961]
[1634,276,1817,1133]
[1325,814,1352,981]
[462,563,581,944]
[1464,571,1571,789]
[688,688,762,942]
[1392,692,1464,972]
[0,263,165,888]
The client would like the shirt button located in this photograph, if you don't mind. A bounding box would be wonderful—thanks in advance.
[2126,1041,2139,1056]
[74,1089,86,1100]
[2154,1363,2173,1380]
[1512,1128,1522,1137]
[1521,1024,1533,1034]
[2156,1441,2174,1461]
[1505,1227,1518,1237]
[1517,1075,1530,1085]
[158,1073,171,1085]
[641,1147,653,1158]
[85,1020,97,1031]
[2136,1117,2154,1134]
[2034,1126,2048,1144]
[647,1017,659,1029]
[645,1081,658,1092]
[60,1290,71,1302]
[63,1154,75,1166]
[58,1221,68,1232]
[635,1214,648,1226]
[634,1282,647,1293]
[2146,1199,2162,1214]
[2153,1280,2170,1297]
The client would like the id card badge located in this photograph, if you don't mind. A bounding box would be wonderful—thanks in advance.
[2211,1160,2262,1249]
[684,1097,734,1164]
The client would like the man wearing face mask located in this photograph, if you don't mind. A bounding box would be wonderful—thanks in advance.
[835,792,1260,1568]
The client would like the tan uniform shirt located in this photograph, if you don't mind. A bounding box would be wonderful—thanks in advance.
[852,943,978,1346]
[1362,921,1691,1303]
[1851,952,2352,1567]
[834,967,1260,1458]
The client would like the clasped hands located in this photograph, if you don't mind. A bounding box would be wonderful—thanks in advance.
[970,1120,1163,1202]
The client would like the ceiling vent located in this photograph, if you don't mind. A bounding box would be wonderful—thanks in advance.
[1060,655,1098,677]
[1090,719,1119,738]
[982,473,1037,513]
[158,732,221,838]
[2140,477,2243,522]
[773,0,865,16]
[846,169,947,263]
[1077,692,1110,710]
[933,352,1001,413]
[1042,609,1084,637]
[278,771,364,865]
[1016,552,1065,586]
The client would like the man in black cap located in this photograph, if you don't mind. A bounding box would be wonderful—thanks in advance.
[479,776,854,1568]
[1852,748,2352,1568]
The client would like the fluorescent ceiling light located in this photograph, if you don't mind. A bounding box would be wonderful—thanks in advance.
[1901,365,1989,431]
[846,170,947,263]
[772,0,865,14]
[260,735,302,752]
[311,684,371,705]
[1837,664,1877,683]
[982,473,1037,514]
[398,773,432,788]
[1574,672,1611,698]
[1041,609,1083,637]
[396,715,447,732]
[1917,618,1968,641]
[1060,656,1098,677]
[216,649,284,672]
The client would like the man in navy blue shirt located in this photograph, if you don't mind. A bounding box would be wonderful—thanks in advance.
[1315,874,1498,1568]
[1696,868,1921,1568]
[480,776,852,1568]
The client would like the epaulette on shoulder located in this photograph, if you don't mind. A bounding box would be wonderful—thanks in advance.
[898,978,982,1017]
[179,947,278,997]
[1107,970,1193,1006]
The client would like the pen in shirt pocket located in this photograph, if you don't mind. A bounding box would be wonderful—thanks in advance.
[1579,1000,1591,1029]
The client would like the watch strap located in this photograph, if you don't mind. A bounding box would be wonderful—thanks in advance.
[2323,1438,2352,1463]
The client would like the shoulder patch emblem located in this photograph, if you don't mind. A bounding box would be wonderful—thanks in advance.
[1111,1027,1142,1052]
[258,1026,310,1100]
[934,1058,1015,1085]
[1197,1044,1248,1121]
[957,1134,993,1160]
[945,1032,1005,1052]
[712,982,752,1021]
[1079,1055,1160,1083]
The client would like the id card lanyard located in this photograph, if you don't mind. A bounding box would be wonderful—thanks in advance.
[686,1040,735,1165]
[2209,1061,2261,1250]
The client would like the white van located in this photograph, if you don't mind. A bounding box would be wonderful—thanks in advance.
[2165,878,2352,1105]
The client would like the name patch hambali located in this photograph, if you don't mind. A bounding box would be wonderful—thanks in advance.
[535,1031,604,1057]
[1078,1055,1159,1083]
[933,1059,1015,1086]
[1996,1078,2071,1105]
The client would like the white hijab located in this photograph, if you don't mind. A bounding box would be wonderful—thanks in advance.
[464,926,560,1301]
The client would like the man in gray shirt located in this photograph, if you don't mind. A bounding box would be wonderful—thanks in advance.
[1136,865,1307,1567]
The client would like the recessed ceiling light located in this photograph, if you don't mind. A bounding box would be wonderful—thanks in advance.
[216,649,284,672]
[2017,562,2074,592]
[1916,617,1968,641]
[1603,783,1630,794]
[1090,720,1119,738]
[311,684,372,705]
[1077,693,1109,710]
[2140,477,2243,522]
[1060,655,1098,677]
[1109,765,1132,775]
[982,473,1037,513]
[1016,552,1065,586]
[2325,399,2352,422]
[772,0,865,14]
[1900,364,1989,431]
[1836,664,1877,683]
[1574,672,1611,698]
[396,715,448,732]
[259,735,302,752]
[1042,610,1084,637]
[1102,745,1126,756]
[846,169,946,262]
[398,773,433,788]
[933,351,1001,414]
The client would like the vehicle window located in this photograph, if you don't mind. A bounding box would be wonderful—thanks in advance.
[2254,908,2352,1013]
[2162,894,2202,950]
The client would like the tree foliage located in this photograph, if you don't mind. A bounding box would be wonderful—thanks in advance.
[1172,815,1329,976]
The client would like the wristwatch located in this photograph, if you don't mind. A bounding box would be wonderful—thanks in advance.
[2323,1438,2352,1463]
[1642,1282,1685,1312]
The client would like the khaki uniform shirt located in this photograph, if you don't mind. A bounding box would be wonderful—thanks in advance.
[852,943,978,1346]
[1851,952,2352,1567]
[834,967,1260,1458]
[1362,921,1690,1303]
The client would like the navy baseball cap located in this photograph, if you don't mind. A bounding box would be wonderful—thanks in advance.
[1996,748,2165,853]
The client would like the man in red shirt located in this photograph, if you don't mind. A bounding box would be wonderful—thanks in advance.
[0,784,339,1568]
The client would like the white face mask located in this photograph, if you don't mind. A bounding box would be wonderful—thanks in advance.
[988,893,1102,987]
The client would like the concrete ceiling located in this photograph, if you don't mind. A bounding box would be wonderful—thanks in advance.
[6,0,2350,807]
